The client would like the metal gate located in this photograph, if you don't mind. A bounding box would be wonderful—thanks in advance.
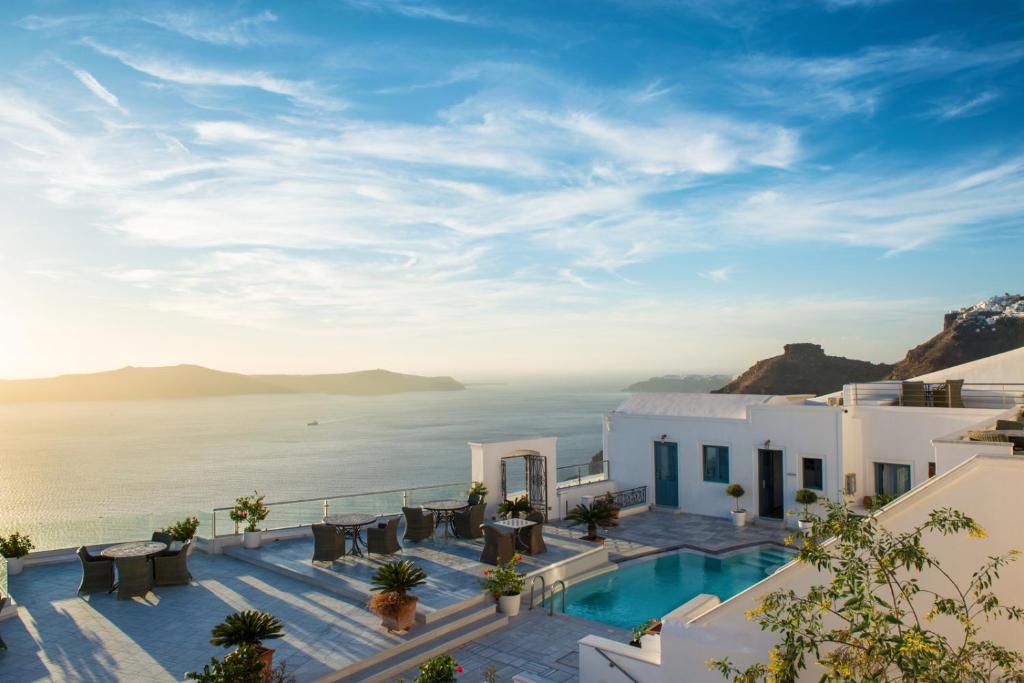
[500,452,548,521]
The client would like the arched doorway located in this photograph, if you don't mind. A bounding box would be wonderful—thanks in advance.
[500,449,548,521]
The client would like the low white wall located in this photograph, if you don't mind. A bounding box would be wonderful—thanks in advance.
[912,346,1024,384]
[579,635,664,683]
[555,479,616,518]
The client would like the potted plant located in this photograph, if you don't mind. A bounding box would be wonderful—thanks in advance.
[599,491,622,526]
[795,489,818,531]
[480,554,526,616]
[497,496,532,519]
[0,532,34,576]
[368,559,427,632]
[565,501,614,542]
[413,654,463,682]
[467,481,488,505]
[726,484,746,527]
[628,618,662,650]
[231,492,269,549]
[209,610,284,683]
[162,516,200,552]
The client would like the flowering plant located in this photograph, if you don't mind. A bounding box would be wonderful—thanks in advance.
[414,654,462,682]
[162,516,200,542]
[230,491,269,532]
[480,554,525,597]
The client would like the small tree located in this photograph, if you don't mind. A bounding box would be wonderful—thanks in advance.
[162,516,200,542]
[230,492,269,533]
[0,532,34,558]
[566,501,614,540]
[725,484,745,513]
[794,489,818,521]
[710,500,1024,682]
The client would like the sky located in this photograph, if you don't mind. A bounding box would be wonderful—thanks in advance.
[0,0,1022,380]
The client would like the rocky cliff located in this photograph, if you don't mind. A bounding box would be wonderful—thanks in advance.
[714,343,893,396]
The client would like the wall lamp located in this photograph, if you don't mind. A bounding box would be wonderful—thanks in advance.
[764,439,771,449]
[660,434,668,442]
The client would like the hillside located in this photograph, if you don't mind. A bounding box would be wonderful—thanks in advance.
[714,343,892,396]
[887,294,1024,378]
[0,365,465,403]
[625,374,731,393]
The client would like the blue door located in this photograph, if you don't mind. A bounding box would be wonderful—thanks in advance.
[654,442,679,507]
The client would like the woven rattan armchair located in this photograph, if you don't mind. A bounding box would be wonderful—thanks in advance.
[115,556,153,600]
[366,516,401,555]
[517,511,547,555]
[402,507,435,543]
[154,540,192,586]
[452,503,486,539]
[76,546,115,594]
[0,595,8,650]
[480,524,515,565]
[312,524,346,563]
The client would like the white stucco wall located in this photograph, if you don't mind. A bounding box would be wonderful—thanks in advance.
[469,437,559,520]
[911,346,1024,383]
[843,406,1001,498]
[657,454,1024,682]
[603,404,842,524]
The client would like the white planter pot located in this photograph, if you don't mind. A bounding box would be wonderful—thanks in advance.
[6,557,24,576]
[498,594,521,617]
[797,519,813,532]
[242,530,263,549]
[731,510,747,528]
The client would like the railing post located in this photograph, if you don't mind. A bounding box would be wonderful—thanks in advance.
[323,499,329,520]
[402,490,409,507]
[212,511,216,540]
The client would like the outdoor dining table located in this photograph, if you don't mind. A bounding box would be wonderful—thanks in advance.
[101,541,167,587]
[420,499,469,540]
[493,517,536,552]
[323,513,378,557]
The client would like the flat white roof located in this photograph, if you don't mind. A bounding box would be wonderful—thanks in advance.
[613,392,798,419]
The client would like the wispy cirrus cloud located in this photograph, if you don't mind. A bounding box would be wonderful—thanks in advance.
[931,89,1001,120]
[141,10,280,46]
[343,0,481,25]
[699,266,733,283]
[81,38,342,109]
[66,65,125,111]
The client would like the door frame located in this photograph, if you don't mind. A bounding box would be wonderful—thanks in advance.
[653,440,680,508]
[757,447,785,519]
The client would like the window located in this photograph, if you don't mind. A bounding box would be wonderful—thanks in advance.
[702,445,729,483]
[874,462,911,496]
[802,457,823,490]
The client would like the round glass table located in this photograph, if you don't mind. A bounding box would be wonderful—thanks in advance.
[101,541,167,559]
[420,499,470,540]
[323,513,378,557]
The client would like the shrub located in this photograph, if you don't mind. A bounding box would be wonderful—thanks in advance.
[565,502,614,540]
[209,610,284,649]
[230,492,269,533]
[185,644,296,683]
[0,532,34,558]
[794,489,818,521]
[725,484,745,512]
[480,554,525,597]
[414,654,462,683]
[710,501,1024,682]
[162,516,200,542]
[497,496,532,517]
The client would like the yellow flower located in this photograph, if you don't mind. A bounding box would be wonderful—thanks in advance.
[968,524,987,539]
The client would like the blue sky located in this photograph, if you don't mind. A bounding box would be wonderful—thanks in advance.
[0,0,1022,379]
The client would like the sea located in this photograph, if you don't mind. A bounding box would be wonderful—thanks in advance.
[0,379,627,551]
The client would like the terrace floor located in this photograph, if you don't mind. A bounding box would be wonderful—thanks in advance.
[548,508,792,562]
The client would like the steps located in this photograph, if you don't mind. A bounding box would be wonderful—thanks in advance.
[313,600,508,683]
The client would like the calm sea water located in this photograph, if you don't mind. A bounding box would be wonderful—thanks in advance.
[0,381,625,550]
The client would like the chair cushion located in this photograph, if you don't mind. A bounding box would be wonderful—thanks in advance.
[995,419,1024,431]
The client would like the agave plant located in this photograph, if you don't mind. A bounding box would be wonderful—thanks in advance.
[209,610,284,649]
[565,502,614,541]
[370,560,427,596]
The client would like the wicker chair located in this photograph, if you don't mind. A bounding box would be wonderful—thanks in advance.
[452,503,486,540]
[115,556,153,600]
[76,546,115,594]
[517,511,547,555]
[312,524,346,563]
[151,531,176,556]
[403,507,436,543]
[932,379,965,408]
[0,595,8,650]
[480,524,515,566]
[154,540,192,586]
[366,517,401,555]
[901,381,927,407]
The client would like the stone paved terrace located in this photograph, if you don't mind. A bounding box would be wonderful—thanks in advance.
[0,551,407,682]
[396,610,629,683]
[547,508,792,562]
[224,529,599,617]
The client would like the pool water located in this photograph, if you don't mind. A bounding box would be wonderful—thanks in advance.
[564,546,795,629]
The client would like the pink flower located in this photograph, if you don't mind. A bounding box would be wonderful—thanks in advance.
[483,569,489,576]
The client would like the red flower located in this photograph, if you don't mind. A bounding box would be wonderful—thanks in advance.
[482,569,489,576]
[456,665,463,673]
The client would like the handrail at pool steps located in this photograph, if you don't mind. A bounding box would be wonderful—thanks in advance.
[210,481,470,538]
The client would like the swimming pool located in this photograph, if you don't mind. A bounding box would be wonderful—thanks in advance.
[563,545,795,629]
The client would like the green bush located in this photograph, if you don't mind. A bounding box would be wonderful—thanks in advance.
[497,496,533,517]
[414,654,461,683]
[162,516,200,542]
[0,532,34,558]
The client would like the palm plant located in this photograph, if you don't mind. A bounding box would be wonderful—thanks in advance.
[371,560,427,596]
[497,496,532,518]
[565,502,614,540]
[209,610,284,649]
[468,481,489,504]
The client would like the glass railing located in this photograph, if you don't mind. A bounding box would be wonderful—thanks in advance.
[556,459,610,488]
[0,510,215,554]
[209,481,471,538]
[0,556,7,598]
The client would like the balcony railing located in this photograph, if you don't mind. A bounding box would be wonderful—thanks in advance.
[210,481,470,538]
[556,459,610,489]
[611,485,648,509]
[843,382,1024,409]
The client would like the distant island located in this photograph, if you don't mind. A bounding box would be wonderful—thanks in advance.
[625,374,732,393]
[0,365,465,403]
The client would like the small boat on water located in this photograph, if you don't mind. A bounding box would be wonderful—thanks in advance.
[307,420,319,426]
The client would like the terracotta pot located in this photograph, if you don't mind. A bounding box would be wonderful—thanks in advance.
[242,530,263,549]
[380,595,418,632]
[498,594,521,617]
[256,646,274,683]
